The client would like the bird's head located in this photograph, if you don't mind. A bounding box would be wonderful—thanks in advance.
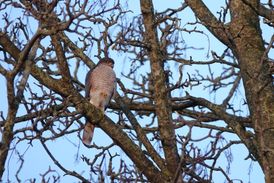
[99,57,115,68]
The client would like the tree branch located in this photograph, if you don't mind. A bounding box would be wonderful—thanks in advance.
[140,0,181,181]
[185,0,232,47]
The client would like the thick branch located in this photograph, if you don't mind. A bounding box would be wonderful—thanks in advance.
[0,31,41,180]
[242,0,274,24]
[186,95,258,159]
[0,30,165,183]
[115,95,167,173]
[185,0,231,47]
[140,0,181,181]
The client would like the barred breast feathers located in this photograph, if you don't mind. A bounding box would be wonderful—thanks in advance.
[90,64,116,93]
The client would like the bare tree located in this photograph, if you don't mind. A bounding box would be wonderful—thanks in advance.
[0,0,273,182]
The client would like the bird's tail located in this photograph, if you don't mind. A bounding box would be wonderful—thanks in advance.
[82,122,95,146]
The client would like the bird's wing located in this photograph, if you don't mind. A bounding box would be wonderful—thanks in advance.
[85,66,96,98]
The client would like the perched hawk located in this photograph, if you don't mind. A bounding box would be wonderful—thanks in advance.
[82,57,116,146]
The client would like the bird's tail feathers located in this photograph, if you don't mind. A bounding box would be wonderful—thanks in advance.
[82,122,95,146]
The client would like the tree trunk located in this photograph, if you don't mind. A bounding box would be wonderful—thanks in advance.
[140,0,182,182]
[185,0,274,182]
[229,1,274,182]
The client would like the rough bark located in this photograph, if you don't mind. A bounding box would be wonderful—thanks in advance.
[186,0,274,182]
[0,1,273,182]
[229,1,274,182]
[0,76,17,179]
[0,32,165,183]
[140,0,181,182]
[0,32,40,179]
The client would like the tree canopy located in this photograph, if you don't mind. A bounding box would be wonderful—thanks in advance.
[0,0,273,182]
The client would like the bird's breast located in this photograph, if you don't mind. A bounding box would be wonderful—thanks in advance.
[90,65,116,93]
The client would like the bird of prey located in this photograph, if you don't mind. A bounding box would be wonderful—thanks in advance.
[82,57,116,146]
